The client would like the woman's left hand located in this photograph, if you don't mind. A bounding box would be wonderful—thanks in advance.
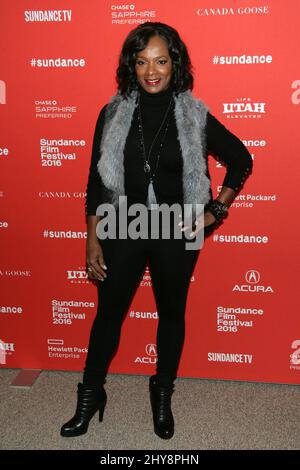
[179,210,216,236]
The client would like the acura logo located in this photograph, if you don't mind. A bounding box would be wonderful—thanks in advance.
[245,270,260,284]
[233,270,273,293]
[146,344,157,356]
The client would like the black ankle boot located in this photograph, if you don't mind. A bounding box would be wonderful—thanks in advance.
[60,382,107,437]
[149,375,175,439]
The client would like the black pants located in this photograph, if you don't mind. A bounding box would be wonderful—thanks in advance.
[83,212,209,386]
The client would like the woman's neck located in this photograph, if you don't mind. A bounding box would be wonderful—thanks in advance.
[137,81,174,106]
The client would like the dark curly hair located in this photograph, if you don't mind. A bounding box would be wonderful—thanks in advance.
[116,22,194,99]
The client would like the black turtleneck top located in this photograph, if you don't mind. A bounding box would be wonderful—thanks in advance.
[85,84,253,216]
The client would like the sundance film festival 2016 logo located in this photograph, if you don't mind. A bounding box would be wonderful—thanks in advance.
[95,196,205,251]
[290,340,300,370]
[39,137,85,167]
[291,80,300,105]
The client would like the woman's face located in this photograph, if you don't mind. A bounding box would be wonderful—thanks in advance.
[135,35,173,93]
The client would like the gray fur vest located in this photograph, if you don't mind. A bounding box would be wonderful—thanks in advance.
[97,88,212,219]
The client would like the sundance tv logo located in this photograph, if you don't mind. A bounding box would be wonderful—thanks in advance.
[233,270,274,293]
[24,10,72,22]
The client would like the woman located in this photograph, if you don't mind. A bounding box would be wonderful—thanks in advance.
[61,22,253,440]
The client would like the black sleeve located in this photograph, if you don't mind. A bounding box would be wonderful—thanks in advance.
[85,104,108,216]
[206,112,253,191]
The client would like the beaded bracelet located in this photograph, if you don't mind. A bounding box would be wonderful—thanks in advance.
[205,199,228,222]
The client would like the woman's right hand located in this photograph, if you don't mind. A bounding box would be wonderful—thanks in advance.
[86,240,107,282]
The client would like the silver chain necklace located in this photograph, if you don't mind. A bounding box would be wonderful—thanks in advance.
[137,92,174,207]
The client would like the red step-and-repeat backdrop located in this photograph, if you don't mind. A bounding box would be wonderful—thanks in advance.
[1,0,299,384]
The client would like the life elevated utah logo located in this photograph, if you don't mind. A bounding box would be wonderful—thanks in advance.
[0,340,15,364]
[233,270,274,293]
[223,98,266,119]
[0,340,6,364]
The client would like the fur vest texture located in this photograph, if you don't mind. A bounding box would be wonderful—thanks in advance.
[97,88,212,220]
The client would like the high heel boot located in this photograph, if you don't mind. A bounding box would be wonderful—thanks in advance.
[60,382,107,437]
[149,375,175,439]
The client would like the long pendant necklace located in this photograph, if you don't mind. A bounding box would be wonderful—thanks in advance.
[137,93,174,208]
